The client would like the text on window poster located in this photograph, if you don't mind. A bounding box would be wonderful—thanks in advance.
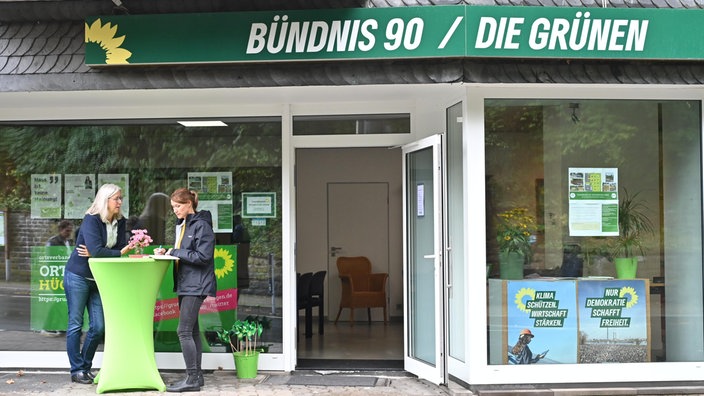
[188,172,233,232]
[568,167,619,237]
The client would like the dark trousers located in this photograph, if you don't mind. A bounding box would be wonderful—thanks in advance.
[177,295,205,373]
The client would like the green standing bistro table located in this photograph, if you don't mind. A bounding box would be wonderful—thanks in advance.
[88,256,171,394]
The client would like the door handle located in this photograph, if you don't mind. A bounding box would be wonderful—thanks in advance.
[330,246,342,257]
[423,254,435,259]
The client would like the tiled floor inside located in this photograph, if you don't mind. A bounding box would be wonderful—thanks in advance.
[296,318,403,361]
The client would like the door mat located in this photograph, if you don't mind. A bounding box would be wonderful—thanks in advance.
[280,375,379,387]
[296,359,403,370]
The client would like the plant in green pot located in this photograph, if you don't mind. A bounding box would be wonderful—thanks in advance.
[217,319,264,379]
[496,207,537,279]
[244,315,273,353]
[612,188,654,279]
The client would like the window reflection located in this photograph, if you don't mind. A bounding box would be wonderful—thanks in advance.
[485,99,703,364]
[0,119,283,354]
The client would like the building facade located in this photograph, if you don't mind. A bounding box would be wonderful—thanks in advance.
[1,0,704,389]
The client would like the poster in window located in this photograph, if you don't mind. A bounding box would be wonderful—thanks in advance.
[64,174,96,219]
[506,280,578,364]
[98,174,130,217]
[242,192,276,219]
[568,167,619,236]
[187,172,233,233]
[30,246,71,331]
[416,184,424,217]
[577,279,650,363]
[31,174,62,218]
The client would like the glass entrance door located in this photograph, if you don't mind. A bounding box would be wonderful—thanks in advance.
[402,134,445,385]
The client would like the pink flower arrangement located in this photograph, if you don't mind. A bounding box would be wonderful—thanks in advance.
[128,229,153,252]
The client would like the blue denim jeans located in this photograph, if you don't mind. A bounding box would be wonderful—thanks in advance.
[64,270,105,376]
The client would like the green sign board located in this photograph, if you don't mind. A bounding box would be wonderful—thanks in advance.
[242,192,277,218]
[85,6,704,66]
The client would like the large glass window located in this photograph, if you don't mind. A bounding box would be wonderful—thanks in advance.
[485,99,703,365]
[0,118,283,354]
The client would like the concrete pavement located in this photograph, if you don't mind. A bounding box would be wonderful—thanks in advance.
[0,369,459,396]
[4,369,704,396]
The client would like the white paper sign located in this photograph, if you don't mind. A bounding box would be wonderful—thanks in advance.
[64,174,96,219]
[568,168,619,237]
[31,174,62,218]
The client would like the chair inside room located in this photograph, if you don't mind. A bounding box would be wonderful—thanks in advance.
[334,256,388,326]
[297,272,313,338]
[297,271,327,338]
[308,271,326,335]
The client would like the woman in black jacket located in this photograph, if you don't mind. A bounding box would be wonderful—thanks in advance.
[158,188,216,392]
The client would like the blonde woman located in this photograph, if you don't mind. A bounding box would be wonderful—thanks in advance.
[64,184,132,384]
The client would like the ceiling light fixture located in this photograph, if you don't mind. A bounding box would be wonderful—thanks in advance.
[177,121,228,127]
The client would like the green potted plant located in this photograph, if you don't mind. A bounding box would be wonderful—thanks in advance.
[496,207,537,279]
[217,318,264,379]
[244,315,273,353]
[612,188,654,279]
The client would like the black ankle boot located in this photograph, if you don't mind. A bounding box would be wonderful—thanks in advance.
[197,370,204,387]
[166,372,200,392]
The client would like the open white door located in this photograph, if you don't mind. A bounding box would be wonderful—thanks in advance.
[402,134,446,385]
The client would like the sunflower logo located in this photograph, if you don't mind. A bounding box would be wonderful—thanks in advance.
[84,18,132,64]
[514,287,536,313]
[619,286,639,309]
[214,247,235,279]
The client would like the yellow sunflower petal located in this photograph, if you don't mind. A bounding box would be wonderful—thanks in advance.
[106,48,132,64]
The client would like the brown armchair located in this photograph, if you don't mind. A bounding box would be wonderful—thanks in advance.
[334,256,388,326]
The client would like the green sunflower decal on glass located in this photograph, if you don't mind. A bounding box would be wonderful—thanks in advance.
[214,247,235,280]
[84,18,132,64]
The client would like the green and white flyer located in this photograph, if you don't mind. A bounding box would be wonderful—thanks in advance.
[64,174,96,218]
[568,167,619,237]
[31,174,62,218]
[187,172,233,232]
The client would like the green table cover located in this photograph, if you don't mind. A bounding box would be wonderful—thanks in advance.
[88,257,170,394]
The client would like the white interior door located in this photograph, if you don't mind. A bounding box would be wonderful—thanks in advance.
[327,182,390,323]
[402,134,445,385]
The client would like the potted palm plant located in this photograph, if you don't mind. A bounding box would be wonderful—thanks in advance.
[612,188,654,279]
[217,318,264,379]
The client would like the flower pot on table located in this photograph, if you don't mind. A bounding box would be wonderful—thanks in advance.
[499,251,524,280]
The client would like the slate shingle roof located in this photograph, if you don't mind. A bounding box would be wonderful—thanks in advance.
[0,0,702,92]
